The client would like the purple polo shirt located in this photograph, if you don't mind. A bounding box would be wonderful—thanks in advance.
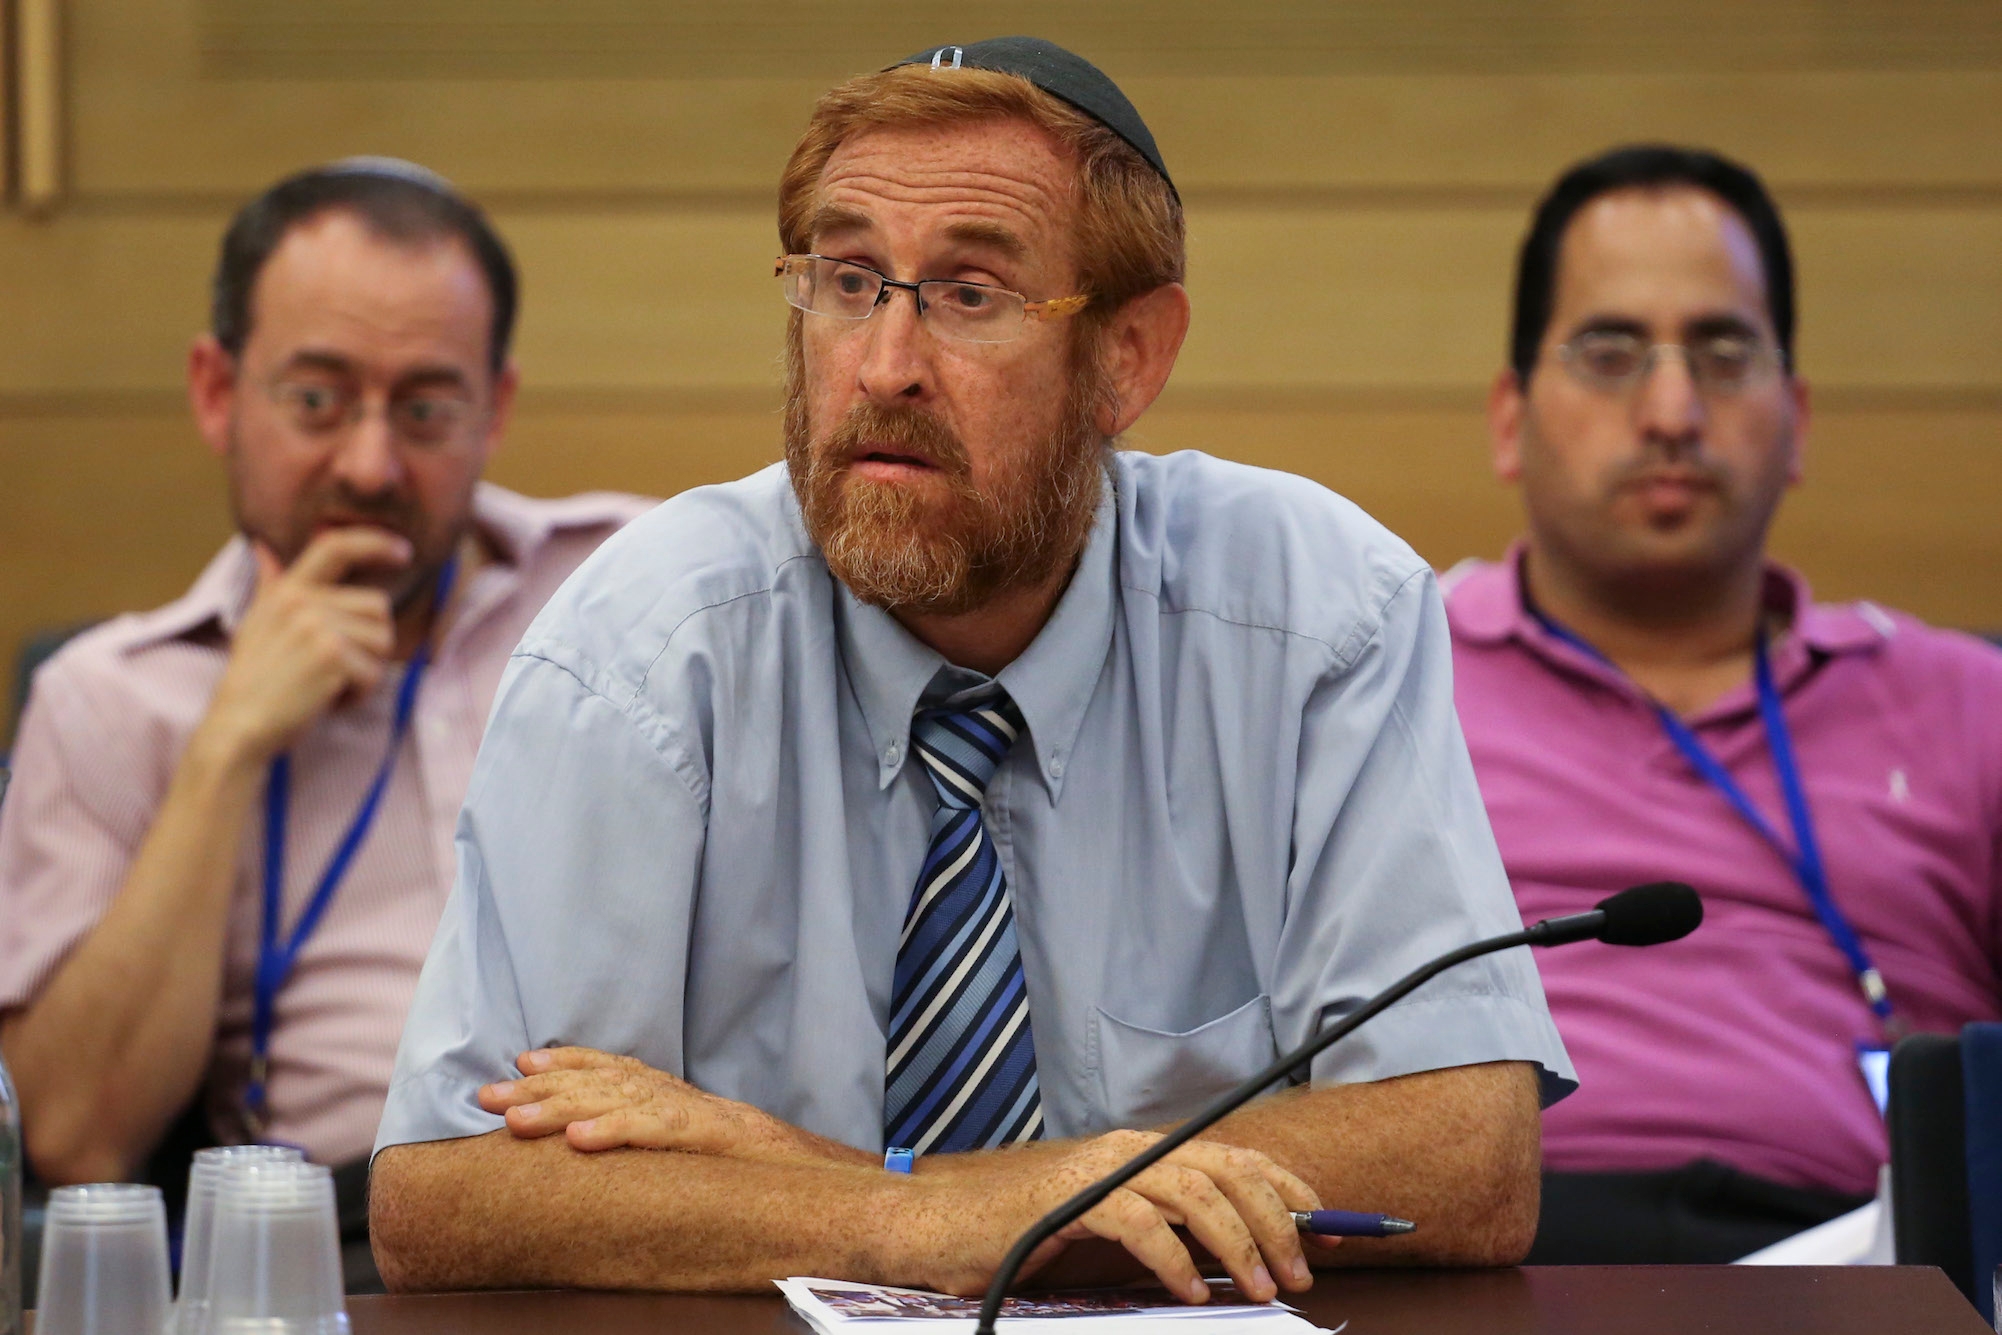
[1444,549,2002,1196]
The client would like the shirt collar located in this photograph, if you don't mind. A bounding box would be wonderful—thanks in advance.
[119,482,608,653]
[836,470,1118,801]
[117,536,260,650]
[1447,538,1894,712]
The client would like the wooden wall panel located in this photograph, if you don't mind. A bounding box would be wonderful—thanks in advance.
[66,68,2002,202]
[193,1,2002,81]
[1,0,14,204]
[58,5,2002,198]
[1767,410,2002,623]
[0,408,235,645]
[15,0,61,213]
[1793,209,2002,387]
[0,213,222,392]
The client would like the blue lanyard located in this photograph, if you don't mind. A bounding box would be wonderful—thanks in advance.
[1532,609,1897,1031]
[247,556,457,1125]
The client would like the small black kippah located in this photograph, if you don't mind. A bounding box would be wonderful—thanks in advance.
[320,155,463,198]
[890,36,1176,200]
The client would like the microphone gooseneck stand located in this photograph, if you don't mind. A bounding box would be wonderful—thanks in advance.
[971,882,1702,1335]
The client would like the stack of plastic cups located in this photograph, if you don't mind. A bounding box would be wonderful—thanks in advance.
[176,1145,305,1335]
[34,1183,172,1335]
[199,1160,349,1335]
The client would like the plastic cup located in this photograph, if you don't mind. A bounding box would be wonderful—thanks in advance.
[202,1161,348,1335]
[175,1145,305,1335]
[34,1183,172,1335]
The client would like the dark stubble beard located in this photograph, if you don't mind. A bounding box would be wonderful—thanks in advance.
[783,323,1113,616]
[224,419,459,616]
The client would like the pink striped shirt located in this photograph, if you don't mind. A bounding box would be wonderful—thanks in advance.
[1445,548,2002,1195]
[0,483,652,1166]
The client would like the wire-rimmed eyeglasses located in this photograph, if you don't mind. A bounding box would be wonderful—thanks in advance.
[1555,329,1787,396]
[776,254,1090,345]
[264,379,479,448]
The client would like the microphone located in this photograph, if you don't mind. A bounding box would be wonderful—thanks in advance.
[972,880,1702,1334]
[1525,880,1703,948]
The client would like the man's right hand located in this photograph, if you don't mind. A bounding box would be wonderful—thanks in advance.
[905,1129,1326,1306]
[199,528,410,765]
[480,1047,871,1169]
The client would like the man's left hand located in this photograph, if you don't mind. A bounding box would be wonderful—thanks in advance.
[478,1048,869,1167]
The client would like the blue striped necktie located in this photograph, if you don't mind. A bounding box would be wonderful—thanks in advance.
[884,689,1045,1153]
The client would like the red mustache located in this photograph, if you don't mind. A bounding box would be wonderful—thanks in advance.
[819,404,970,480]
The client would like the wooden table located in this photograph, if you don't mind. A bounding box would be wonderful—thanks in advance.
[312,1267,1985,1334]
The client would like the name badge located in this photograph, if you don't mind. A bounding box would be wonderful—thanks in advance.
[1857,1043,1892,1117]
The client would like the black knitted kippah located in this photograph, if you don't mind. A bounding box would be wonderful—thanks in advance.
[890,37,1176,200]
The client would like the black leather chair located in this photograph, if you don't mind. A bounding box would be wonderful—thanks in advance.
[1889,1033,1976,1310]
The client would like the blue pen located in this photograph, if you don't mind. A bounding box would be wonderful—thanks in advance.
[1292,1209,1417,1237]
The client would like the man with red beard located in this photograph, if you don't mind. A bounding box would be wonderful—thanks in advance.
[371,40,1572,1297]
[0,161,648,1280]
[1446,145,2002,1262]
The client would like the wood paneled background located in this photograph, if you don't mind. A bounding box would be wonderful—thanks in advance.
[4,2,2000,741]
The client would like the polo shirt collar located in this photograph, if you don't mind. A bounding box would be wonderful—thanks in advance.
[121,536,260,649]
[1452,538,1893,716]
[836,469,1118,802]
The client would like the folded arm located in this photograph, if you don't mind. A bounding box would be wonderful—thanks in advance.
[377,1045,1535,1296]
[369,1105,1319,1300]
[371,1132,913,1293]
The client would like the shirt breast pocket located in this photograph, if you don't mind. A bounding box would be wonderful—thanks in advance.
[1089,995,1278,1128]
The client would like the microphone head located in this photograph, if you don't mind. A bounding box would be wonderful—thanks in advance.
[1594,882,1703,946]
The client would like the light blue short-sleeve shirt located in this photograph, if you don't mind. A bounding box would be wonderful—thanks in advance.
[377,450,1573,1157]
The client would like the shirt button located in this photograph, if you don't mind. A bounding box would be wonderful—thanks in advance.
[885,742,902,765]
[1049,753,1065,778]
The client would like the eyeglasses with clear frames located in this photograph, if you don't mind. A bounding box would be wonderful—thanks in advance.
[266,380,479,448]
[1555,329,1787,396]
[776,254,1091,344]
